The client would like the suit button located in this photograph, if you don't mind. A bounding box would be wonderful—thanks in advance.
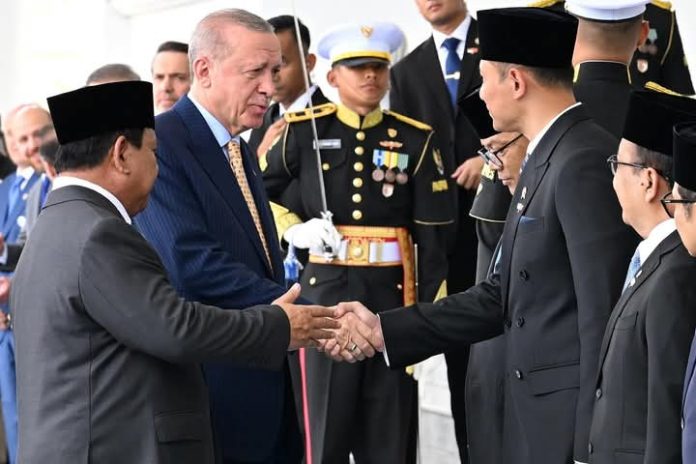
[353,162,364,172]
[353,178,363,188]
[519,270,529,281]
[595,388,602,399]
[356,131,366,141]
[309,277,317,285]
[516,317,525,328]
[354,146,365,156]
[352,193,362,203]
[504,319,512,328]
[322,162,330,171]
[514,369,523,380]
[352,210,363,220]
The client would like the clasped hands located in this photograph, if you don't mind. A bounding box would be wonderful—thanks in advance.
[318,301,385,363]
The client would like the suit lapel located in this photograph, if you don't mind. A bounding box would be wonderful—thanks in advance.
[421,38,455,120]
[596,232,680,382]
[500,106,590,310]
[456,18,480,104]
[684,332,696,408]
[3,172,40,238]
[174,96,274,276]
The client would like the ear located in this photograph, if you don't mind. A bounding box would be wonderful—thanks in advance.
[638,20,650,48]
[192,56,212,88]
[508,67,527,100]
[111,135,131,175]
[643,168,661,202]
[327,67,338,89]
[306,53,317,73]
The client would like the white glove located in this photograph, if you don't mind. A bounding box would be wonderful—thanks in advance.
[284,218,342,252]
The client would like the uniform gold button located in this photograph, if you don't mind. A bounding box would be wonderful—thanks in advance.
[353,178,363,188]
[353,162,364,172]
[352,210,363,220]
[354,146,365,156]
[309,277,317,285]
[397,283,403,290]
[351,246,363,258]
[356,131,366,141]
[352,193,362,203]
[322,163,330,171]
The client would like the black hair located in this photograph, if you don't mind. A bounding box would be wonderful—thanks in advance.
[54,129,144,173]
[267,15,310,51]
[156,41,189,54]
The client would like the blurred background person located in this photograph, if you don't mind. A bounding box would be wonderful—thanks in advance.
[151,41,191,114]
[86,63,140,86]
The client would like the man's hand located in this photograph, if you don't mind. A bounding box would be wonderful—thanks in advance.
[0,311,9,331]
[0,234,5,255]
[273,283,340,350]
[0,277,10,305]
[257,118,287,158]
[319,301,384,363]
[283,217,342,252]
[451,156,484,190]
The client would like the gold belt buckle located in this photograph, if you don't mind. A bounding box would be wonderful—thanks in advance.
[348,238,369,264]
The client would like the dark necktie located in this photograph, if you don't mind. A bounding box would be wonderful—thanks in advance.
[443,37,462,108]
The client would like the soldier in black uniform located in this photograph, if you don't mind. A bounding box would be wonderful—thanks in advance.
[533,0,693,95]
[263,22,453,464]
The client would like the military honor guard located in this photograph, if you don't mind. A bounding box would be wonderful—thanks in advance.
[263,22,453,463]
[588,88,696,464]
[532,0,694,95]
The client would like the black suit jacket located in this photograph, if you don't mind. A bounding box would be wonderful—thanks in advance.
[588,231,696,464]
[390,21,482,292]
[12,186,290,464]
[380,105,638,463]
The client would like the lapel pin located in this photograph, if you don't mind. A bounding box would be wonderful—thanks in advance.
[521,187,527,200]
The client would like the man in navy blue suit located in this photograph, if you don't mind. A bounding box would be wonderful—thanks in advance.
[135,8,308,464]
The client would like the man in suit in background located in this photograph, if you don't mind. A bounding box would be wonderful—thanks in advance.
[85,63,140,86]
[337,7,638,463]
[389,2,482,457]
[248,15,328,159]
[151,41,191,115]
[589,89,696,464]
[675,122,696,463]
[12,81,338,464]
[135,9,307,464]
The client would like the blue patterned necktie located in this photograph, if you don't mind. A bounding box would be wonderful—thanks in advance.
[622,248,641,292]
[443,37,461,108]
[7,176,23,214]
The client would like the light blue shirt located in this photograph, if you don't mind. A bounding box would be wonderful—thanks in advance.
[188,93,239,160]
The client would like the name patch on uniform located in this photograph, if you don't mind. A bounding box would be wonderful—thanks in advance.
[313,139,342,150]
[432,180,448,192]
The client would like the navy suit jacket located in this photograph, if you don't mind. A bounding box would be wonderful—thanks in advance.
[135,95,294,461]
[0,172,40,243]
[683,335,696,462]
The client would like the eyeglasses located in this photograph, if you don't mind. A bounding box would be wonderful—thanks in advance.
[660,191,696,218]
[478,133,523,168]
[606,154,671,182]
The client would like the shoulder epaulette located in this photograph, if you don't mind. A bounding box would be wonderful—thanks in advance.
[651,0,672,11]
[384,110,432,132]
[284,103,336,123]
[527,0,562,8]
[645,81,686,96]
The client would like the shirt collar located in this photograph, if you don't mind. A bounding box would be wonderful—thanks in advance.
[636,218,676,265]
[280,85,319,116]
[51,176,132,224]
[526,102,582,157]
[188,93,233,148]
[432,15,471,50]
[336,104,383,130]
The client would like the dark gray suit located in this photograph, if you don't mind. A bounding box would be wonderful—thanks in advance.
[588,231,696,463]
[380,105,638,464]
[12,185,291,464]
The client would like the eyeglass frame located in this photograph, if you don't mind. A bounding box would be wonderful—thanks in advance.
[477,133,524,169]
[606,154,672,183]
[660,191,696,218]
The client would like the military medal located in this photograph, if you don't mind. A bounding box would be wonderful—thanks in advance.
[372,168,385,182]
[384,169,396,183]
[396,172,408,184]
[382,183,394,197]
[396,153,409,184]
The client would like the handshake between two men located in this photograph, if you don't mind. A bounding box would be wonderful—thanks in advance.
[273,283,385,362]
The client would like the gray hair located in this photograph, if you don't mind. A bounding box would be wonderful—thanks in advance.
[189,9,273,68]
